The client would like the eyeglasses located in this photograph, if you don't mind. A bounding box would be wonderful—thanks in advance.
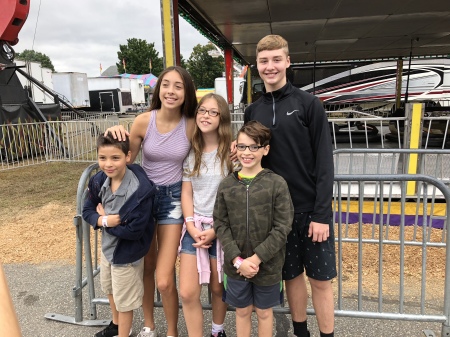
[236,144,265,152]
[197,107,220,117]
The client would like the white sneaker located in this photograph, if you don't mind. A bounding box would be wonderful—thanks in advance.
[137,327,156,337]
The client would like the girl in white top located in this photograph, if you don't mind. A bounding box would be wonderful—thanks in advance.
[179,93,234,337]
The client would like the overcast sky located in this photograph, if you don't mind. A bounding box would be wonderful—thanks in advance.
[14,0,209,77]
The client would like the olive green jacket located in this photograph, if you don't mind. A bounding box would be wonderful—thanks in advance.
[214,169,294,286]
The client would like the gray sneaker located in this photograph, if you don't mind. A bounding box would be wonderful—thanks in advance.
[137,327,156,337]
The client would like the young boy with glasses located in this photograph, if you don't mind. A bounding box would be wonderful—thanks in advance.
[214,120,294,337]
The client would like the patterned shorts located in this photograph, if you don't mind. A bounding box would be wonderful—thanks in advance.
[282,212,337,281]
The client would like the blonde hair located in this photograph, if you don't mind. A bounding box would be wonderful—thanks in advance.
[189,93,233,177]
[256,35,289,56]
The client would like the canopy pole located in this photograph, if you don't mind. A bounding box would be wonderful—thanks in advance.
[404,38,415,104]
[160,0,176,68]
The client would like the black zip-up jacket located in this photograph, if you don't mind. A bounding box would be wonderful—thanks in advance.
[214,169,294,286]
[244,81,333,224]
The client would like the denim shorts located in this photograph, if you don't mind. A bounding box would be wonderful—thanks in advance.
[152,181,183,225]
[180,230,218,258]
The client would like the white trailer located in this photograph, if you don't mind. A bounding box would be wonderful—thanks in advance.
[15,60,54,104]
[52,72,90,108]
[130,79,145,106]
[214,77,245,105]
[88,76,145,106]
[88,77,129,91]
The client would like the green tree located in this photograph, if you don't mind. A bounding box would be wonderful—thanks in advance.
[16,49,55,72]
[179,54,187,69]
[187,43,224,88]
[117,38,163,75]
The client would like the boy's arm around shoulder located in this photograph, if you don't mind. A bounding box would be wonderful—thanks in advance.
[213,177,242,263]
[253,175,294,263]
[106,165,155,241]
[82,172,105,230]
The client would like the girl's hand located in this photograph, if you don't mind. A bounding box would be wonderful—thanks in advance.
[192,228,215,248]
[192,235,212,249]
[187,226,204,245]
[104,125,129,141]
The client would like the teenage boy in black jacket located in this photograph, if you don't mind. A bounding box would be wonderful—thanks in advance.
[243,35,336,337]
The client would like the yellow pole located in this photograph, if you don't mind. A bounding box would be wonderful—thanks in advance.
[160,0,175,68]
[406,103,423,195]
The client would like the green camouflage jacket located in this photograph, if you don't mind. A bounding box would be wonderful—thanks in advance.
[214,169,294,286]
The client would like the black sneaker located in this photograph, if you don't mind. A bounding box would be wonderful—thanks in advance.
[94,321,118,337]
[211,330,227,337]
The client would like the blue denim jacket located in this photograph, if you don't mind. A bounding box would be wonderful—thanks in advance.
[83,164,156,264]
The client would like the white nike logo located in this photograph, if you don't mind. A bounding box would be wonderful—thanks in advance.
[286,110,298,115]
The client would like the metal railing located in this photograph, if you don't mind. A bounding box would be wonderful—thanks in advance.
[0,119,133,170]
[44,153,450,335]
[331,174,450,337]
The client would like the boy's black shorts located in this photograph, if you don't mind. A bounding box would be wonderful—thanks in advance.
[282,212,337,281]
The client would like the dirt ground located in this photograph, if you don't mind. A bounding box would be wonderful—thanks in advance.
[0,163,446,302]
[0,162,89,265]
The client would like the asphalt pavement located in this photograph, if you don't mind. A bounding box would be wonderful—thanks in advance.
[3,262,443,337]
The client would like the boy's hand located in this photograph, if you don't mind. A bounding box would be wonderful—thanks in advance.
[246,254,261,267]
[104,125,129,141]
[230,140,237,162]
[237,259,259,278]
[105,214,121,227]
[192,228,215,248]
[308,221,330,243]
[96,204,105,216]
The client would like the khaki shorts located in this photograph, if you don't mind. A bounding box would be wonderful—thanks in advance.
[100,253,144,312]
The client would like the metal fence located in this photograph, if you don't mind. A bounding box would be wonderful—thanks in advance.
[332,173,450,337]
[334,148,450,199]
[44,159,450,335]
[2,102,450,171]
[0,118,133,170]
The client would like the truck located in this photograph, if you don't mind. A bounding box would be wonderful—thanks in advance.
[88,76,145,107]
[88,88,133,114]
[52,72,90,108]
[214,77,245,106]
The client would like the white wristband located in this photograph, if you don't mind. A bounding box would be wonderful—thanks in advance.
[102,216,108,228]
